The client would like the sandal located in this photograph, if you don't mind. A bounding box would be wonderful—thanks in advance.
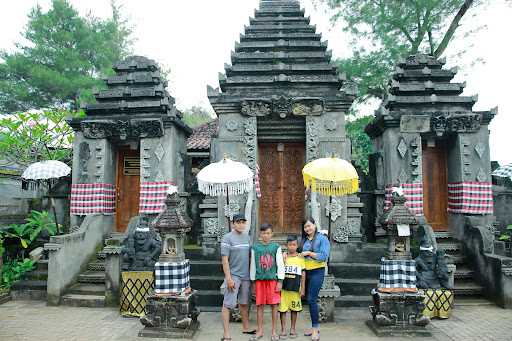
[249,335,263,341]
[279,333,288,340]
[242,330,257,335]
[220,338,232,341]
[271,336,280,341]
[289,332,298,339]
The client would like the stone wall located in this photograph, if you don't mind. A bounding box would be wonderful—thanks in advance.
[493,185,512,233]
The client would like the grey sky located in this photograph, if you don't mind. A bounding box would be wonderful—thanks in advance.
[0,0,510,164]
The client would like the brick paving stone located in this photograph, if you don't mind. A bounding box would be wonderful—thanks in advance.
[1,300,512,341]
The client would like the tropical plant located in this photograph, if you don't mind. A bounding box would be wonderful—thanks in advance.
[0,109,82,167]
[346,115,374,173]
[181,106,215,128]
[498,225,512,242]
[0,210,58,251]
[1,259,35,289]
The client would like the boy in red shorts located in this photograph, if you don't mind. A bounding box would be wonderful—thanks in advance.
[250,223,285,341]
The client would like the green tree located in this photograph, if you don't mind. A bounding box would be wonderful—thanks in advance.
[346,115,374,173]
[321,0,482,100]
[0,110,81,166]
[181,106,215,128]
[0,0,133,113]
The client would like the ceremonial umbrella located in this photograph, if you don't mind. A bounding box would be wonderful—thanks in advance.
[197,157,254,228]
[492,163,512,180]
[302,156,359,239]
[22,160,71,234]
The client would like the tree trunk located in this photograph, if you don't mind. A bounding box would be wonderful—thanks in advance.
[434,0,474,58]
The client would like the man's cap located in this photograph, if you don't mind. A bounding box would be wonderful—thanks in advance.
[232,214,247,222]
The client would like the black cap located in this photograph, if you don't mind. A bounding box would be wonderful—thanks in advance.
[232,214,247,222]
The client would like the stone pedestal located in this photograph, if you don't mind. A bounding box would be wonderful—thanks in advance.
[318,274,340,322]
[368,290,431,337]
[139,291,200,339]
[104,244,122,306]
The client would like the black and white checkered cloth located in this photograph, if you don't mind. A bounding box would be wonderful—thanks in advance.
[492,163,512,180]
[378,257,417,289]
[154,260,190,294]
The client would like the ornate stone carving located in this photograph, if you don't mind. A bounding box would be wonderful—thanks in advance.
[121,218,161,271]
[205,218,220,239]
[225,120,239,132]
[306,117,319,163]
[154,143,165,161]
[78,142,90,183]
[292,99,324,116]
[431,114,480,136]
[240,100,271,117]
[347,217,361,237]
[242,118,257,170]
[397,138,408,158]
[273,96,292,118]
[224,201,240,220]
[333,223,349,243]
[324,118,337,131]
[502,266,512,277]
[398,169,408,184]
[325,198,343,222]
[81,119,164,140]
[476,168,487,182]
[474,142,485,159]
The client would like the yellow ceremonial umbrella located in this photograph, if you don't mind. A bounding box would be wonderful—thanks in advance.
[302,156,359,239]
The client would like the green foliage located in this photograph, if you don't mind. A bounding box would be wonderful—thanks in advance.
[320,0,483,100]
[1,259,35,289]
[0,210,58,251]
[0,0,133,113]
[0,109,82,166]
[498,225,512,242]
[181,106,215,128]
[346,115,374,173]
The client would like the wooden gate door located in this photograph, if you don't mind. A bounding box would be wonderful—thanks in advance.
[115,147,140,232]
[258,143,305,234]
[422,140,448,231]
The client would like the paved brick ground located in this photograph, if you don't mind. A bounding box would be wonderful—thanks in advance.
[1,300,512,341]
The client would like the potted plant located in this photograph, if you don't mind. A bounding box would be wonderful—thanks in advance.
[498,225,512,257]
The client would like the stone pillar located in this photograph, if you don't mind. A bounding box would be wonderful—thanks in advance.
[104,243,122,307]
[318,272,340,322]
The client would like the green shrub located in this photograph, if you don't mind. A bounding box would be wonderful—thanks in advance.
[498,225,512,242]
[1,259,35,289]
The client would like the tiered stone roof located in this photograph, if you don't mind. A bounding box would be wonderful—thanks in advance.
[70,56,190,136]
[208,0,354,114]
[366,54,496,137]
[187,120,219,151]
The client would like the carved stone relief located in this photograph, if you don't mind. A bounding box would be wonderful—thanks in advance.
[306,117,319,163]
[78,142,90,183]
[242,118,257,171]
[324,118,337,131]
[292,99,324,116]
[333,223,349,243]
[241,100,271,117]
[325,198,343,222]
[226,120,239,132]
[81,119,164,140]
[397,138,408,158]
[273,96,292,118]
[224,201,240,221]
[431,114,480,136]
[474,142,485,159]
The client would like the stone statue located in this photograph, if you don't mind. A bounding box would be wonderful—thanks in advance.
[415,235,452,289]
[121,216,161,271]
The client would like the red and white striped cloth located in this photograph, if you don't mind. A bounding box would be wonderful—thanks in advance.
[255,164,261,198]
[385,183,423,216]
[139,181,174,214]
[448,182,493,214]
[70,183,116,215]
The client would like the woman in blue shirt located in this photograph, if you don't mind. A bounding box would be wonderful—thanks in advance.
[301,217,330,341]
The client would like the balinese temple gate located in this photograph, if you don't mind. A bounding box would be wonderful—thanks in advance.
[204,0,363,252]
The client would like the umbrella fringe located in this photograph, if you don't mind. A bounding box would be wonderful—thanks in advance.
[304,178,359,196]
[198,178,254,197]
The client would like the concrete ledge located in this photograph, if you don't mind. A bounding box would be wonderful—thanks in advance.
[366,319,433,337]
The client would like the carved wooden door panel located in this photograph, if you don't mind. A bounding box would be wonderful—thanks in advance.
[422,140,448,231]
[116,147,140,232]
[258,143,305,234]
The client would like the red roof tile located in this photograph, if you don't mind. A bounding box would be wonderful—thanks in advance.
[187,119,218,151]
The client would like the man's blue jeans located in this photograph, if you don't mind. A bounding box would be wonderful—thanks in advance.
[306,268,325,328]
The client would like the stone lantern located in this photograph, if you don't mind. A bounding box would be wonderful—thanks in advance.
[381,191,418,260]
[139,190,200,339]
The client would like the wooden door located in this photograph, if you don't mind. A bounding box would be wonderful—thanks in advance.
[422,140,448,231]
[115,147,140,232]
[258,143,305,234]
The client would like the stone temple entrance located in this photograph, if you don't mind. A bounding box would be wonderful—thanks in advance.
[115,146,141,232]
[258,142,305,234]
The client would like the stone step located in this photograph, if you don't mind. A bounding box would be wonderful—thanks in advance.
[453,280,483,296]
[11,279,47,291]
[189,260,222,276]
[335,295,372,308]
[329,263,380,279]
[196,290,224,307]
[437,242,461,252]
[446,254,466,264]
[453,297,494,307]
[36,259,48,270]
[332,244,387,263]
[21,270,48,281]
[88,261,106,272]
[454,266,475,279]
[68,283,106,296]
[77,271,105,284]
[190,276,224,291]
[61,294,105,308]
[10,280,48,300]
[434,232,453,239]
[336,278,377,296]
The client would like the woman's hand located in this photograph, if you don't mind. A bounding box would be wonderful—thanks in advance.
[301,251,312,257]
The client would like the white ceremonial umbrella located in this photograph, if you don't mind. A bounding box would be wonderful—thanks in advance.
[22,160,71,234]
[492,163,512,180]
[197,157,253,228]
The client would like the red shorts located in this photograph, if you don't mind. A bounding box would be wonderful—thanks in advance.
[255,280,281,306]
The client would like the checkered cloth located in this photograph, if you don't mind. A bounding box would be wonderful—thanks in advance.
[492,163,512,180]
[21,160,71,180]
[154,260,190,294]
[378,258,417,292]
[448,182,493,214]
[385,183,423,216]
[255,164,261,198]
[70,183,116,215]
[139,181,174,214]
